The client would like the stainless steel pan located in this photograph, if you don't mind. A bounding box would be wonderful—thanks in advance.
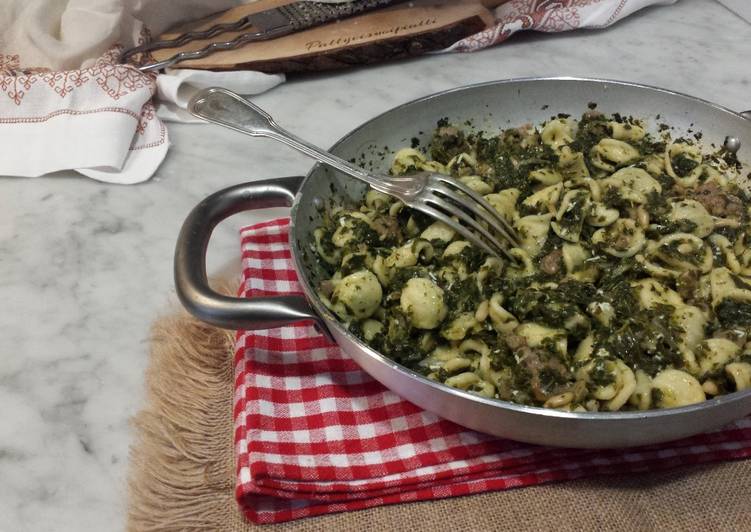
[175,77,751,448]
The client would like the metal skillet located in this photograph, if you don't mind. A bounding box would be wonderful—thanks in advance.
[175,77,751,448]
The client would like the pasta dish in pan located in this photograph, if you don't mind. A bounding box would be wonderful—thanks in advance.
[313,108,751,412]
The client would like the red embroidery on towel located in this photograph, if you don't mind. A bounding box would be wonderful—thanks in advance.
[0,46,154,105]
[0,74,38,105]
[92,46,154,101]
[135,102,156,135]
[0,54,20,74]
[41,70,91,98]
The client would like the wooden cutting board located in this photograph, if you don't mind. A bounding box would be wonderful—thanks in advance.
[149,0,510,73]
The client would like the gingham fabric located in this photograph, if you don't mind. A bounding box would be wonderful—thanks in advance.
[234,218,751,525]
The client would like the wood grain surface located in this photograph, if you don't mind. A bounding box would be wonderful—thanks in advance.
[149,0,509,73]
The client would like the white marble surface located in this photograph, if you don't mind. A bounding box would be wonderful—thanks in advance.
[1,1,750,530]
[716,0,751,22]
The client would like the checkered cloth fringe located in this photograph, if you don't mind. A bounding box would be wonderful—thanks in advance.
[234,218,751,524]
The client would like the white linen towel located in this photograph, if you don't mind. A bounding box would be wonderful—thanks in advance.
[0,0,288,183]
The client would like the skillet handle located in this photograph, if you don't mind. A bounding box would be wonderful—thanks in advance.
[174,175,330,337]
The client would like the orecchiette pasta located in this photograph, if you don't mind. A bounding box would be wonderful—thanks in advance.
[485,188,521,222]
[400,277,446,329]
[651,369,706,408]
[522,182,563,214]
[551,190,590,243]
[541,118,574,149]
[665,142,704,186]
[590,138,640,172]
[600,167,662,204]
[420,221,456,242]
[326,270,383,319]
[315,109,751,411]
[591,218,646,257]
[696,338,741,376]
[668,199,714,237]
[726,362,751,391]
[516,214,553,257]
[586,202,620,227]
[529,167,563,185]
[460,174,493,194]
[609,121,646,142]
[630,370,653,410]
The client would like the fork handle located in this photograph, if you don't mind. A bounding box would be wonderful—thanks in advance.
[189,87,389,190]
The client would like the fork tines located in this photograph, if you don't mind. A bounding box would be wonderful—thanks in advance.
[419,173,521,263]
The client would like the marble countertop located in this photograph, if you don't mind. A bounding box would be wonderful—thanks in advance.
[2,0,750,530]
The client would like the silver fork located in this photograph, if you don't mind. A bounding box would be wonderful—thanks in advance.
[188,87,521,261]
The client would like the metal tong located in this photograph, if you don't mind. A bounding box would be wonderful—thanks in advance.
[122,0,402,72]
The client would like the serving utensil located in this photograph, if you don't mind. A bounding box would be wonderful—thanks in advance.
[122,0,403,71]
[188,87,522,261]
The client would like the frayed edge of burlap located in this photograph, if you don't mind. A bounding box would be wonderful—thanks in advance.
[126,289,238,532]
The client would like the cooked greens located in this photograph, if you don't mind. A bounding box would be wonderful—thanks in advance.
[314,110,751,411]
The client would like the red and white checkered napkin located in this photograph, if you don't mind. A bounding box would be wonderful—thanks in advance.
[234,218,751,525]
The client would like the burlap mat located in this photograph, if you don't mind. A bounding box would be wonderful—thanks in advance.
[127,305,751,531]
